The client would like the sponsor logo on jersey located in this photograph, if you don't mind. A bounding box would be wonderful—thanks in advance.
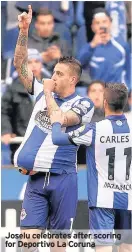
[35,109,52,133]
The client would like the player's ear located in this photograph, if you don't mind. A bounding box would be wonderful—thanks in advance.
[103,98,107,110]
[71,76,77,86]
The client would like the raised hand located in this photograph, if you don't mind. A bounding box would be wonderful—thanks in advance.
[18,5,32,30]
[90,33,103,48]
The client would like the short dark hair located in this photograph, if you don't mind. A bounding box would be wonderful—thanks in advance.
[93,8,112,21]
[87,80,105,94]
[58,56,82,80]
[104,83,128,111]
[36,8,53,19]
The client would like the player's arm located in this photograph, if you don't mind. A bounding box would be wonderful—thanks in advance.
[43,79,94,126]
[43,80,81,126]
[13,5,33,93]
[51,110,94,146]
[44,89,81,126]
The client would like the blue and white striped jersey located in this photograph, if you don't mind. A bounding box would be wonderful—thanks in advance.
[14,78,94,174]
[68,115,132,210]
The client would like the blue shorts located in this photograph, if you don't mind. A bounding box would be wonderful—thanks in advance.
[20,172,78,231]
[89,207,132,245]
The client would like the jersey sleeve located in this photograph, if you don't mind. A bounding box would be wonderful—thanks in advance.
[71,97,94,124]
[68,123,95,146]
[29,77,43,98]
[52,122,95,147]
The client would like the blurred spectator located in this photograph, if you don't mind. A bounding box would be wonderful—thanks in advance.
[77,8,130,89]
[75,1,105,41]
[15,1,74,27]
[87,80,105,122]
[15,2,73,45]
[1,49,44,164]
[28,8,71,73]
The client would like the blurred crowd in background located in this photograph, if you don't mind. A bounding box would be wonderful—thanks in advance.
[1,1,132,166]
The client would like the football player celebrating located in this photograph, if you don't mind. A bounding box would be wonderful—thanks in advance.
[13,5,94,252]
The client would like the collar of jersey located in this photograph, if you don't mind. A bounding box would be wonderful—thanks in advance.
[54,92,77,101]
[105,114,126,121]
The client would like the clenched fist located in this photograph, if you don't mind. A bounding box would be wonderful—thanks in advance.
[42,79,55,93]
[18,5,32,30]
[90,33,103,48]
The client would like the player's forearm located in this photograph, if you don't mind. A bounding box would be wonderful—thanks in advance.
[52,122,71,145]
[14,29,33,92]
[44,89,60,116]
[14,29,28,70]
[45,90,80,126]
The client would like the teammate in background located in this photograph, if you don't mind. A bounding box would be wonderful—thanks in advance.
[13,5,94,252]
[51,83,132,252]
